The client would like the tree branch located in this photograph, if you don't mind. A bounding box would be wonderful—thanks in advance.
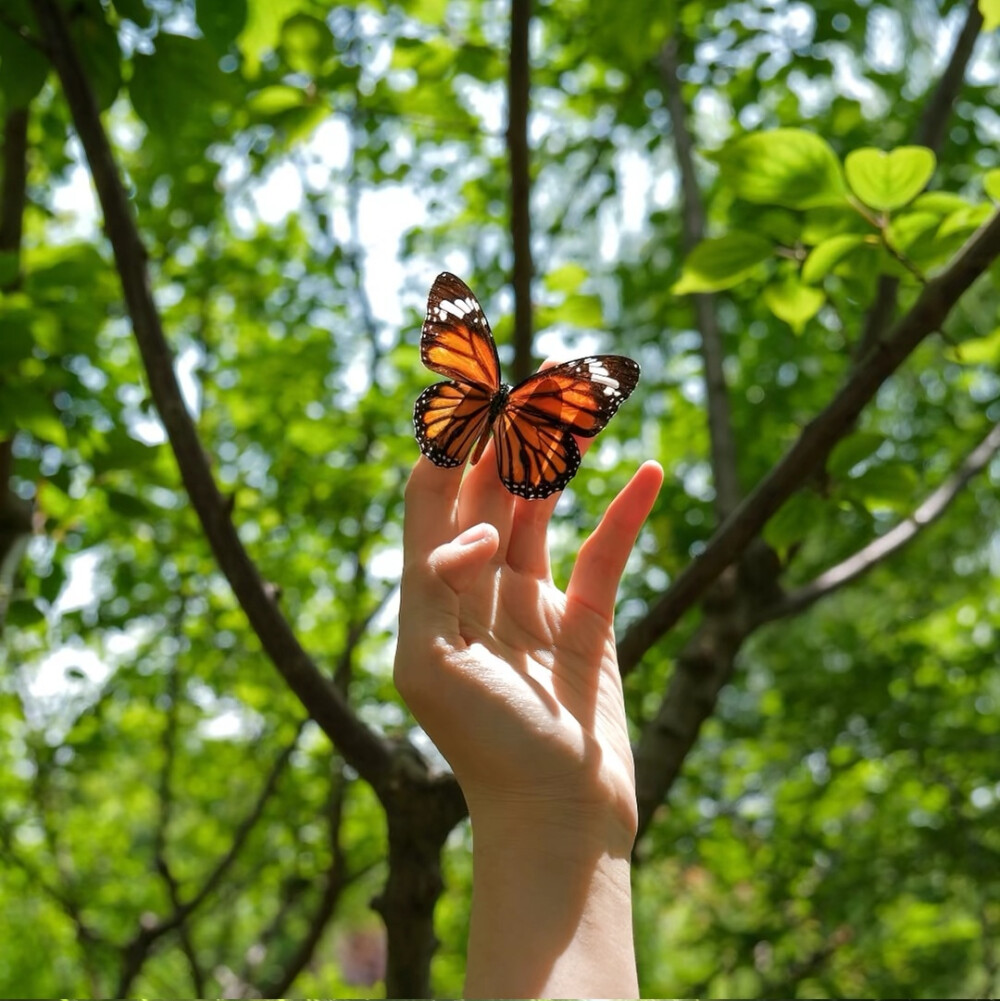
[255,772,352,997]
[0,105,29,271]
[115,724,305,997]
[618,208,1000,675]
[30,0,392,789]
[855,0,984,360]
[0,106,34,631]
[508,0,533,382]
[756,420,1000,624]
[659,36,741,520]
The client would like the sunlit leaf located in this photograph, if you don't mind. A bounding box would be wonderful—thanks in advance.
[845,146,936,212]
[980,0,1000,31]
[198,0,248,51]
[802,234,869,283]
[713,128,848,209]
[673,232,773,293]
[762,275,825,332]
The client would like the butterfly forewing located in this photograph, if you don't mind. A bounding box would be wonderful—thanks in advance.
[505,356,640,436]
[420,272,501,394]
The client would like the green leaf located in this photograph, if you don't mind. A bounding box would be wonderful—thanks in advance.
[673,232,773,293]
[828,432,885,478]
[21,410,69,449]
[0,4,48,107]
[561,293,604,327]
[844,146,936,212]
[131,34,239,139]
[885,211,941,254]
[937,203,993,240]
[111,0,152,26]
[107,489,152,519]
[280,13,333,76]
[70,0,123,111]
[713,129,847,209]
[944,327,1000,365]
[849,461,919,511]
[984,169,1000,203]
[911,191,972,216]
[248,84,305,115]
[980,0,1000,32]
[198,0,248,51]
[762,276,825,333]
[6,599,44,628]
[545,264,588,294]
[802,234,868,283]
[0,307,33,364]
[237,0,302,76]
[764,490,828,553]
[0,251,20,287]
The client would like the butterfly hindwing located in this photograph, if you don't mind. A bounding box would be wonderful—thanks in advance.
[494,410,581,500]
[413,381,494,468]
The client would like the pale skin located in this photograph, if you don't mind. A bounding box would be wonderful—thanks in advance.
[394,406,663,999]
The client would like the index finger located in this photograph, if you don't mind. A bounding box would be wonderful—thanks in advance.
[403,455,464,563]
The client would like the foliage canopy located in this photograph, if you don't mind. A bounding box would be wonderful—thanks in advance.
[1,0,999,997]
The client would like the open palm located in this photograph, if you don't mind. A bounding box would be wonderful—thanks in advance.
[394,439,662,848]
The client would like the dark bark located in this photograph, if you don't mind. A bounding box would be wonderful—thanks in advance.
[508,0,533,382]
[0,107,33,632]
[374,767,467,998]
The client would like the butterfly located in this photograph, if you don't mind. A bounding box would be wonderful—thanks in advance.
[413,272,640,500]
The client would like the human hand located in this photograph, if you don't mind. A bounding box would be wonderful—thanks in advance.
[394,431,662,852]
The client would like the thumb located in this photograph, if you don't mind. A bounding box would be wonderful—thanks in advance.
[429,523,500,593]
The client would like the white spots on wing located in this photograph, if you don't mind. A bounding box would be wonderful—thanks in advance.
[436,296,483,322]
[569,357,622,392]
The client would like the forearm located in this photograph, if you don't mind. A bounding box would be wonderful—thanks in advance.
[464,805,638,999]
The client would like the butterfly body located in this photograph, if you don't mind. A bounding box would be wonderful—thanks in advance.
[414,272,639,500]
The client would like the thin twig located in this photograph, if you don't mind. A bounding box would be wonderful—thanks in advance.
[114,724,305,997]
[659,36,741,519]
[755,421,1000,624]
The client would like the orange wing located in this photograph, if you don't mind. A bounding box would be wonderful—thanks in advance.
[494,356,640,499]
[413,272,641,498]
[419,272,501,393]
[414,381,494,468]
[414,273,503,468]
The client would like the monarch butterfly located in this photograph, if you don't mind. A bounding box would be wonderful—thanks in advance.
[413,272,640,500]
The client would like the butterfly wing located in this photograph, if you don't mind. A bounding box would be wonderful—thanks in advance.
[419,272,501,393]
[414,273,503,469]
[414,381,494,468]
[494,356,640,499]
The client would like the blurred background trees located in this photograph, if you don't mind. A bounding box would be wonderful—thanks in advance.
[1,0,999,995]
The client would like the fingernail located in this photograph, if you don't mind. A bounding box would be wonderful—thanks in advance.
[455,524,489,546]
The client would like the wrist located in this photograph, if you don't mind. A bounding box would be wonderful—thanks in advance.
[466,791,636,863]
[464,800,638,999]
